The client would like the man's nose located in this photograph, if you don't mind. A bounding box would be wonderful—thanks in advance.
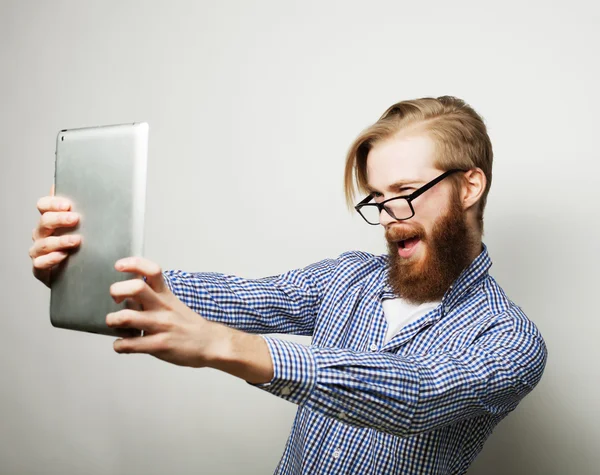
[378,207,397,227]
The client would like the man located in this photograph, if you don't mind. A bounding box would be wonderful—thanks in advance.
[30,96,547,474]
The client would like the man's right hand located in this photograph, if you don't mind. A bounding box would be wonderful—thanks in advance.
[29,185,81,288]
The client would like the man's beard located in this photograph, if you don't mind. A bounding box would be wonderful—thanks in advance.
[385,191,476,305]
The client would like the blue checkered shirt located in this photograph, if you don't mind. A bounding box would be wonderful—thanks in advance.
[163,243,547,474]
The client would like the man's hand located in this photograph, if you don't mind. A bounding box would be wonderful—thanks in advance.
[30,185,81,288]
[107,256,224,367]
[107,256,274,383]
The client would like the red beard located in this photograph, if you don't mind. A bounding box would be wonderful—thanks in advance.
[385,192,476,305]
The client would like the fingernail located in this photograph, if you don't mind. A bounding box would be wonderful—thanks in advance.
[68,236,78,244]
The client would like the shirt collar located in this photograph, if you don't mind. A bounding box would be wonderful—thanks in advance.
[380,242,492,310]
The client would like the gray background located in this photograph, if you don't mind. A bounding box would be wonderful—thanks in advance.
[1,1,598,474]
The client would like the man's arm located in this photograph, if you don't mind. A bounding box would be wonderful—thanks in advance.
[107,256,545,440]
[209,313,548,438]
[161,255,341,336]
[206,323,275,384]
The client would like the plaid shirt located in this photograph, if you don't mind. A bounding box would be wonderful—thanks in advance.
[163,242,547,474]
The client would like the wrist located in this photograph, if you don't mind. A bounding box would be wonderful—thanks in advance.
[207,323,274,384]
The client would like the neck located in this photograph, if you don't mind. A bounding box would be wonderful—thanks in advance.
[469,237,483,263]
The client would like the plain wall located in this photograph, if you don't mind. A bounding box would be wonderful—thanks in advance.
[1,1,599,473]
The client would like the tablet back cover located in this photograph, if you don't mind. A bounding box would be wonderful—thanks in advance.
[50,123,148,337]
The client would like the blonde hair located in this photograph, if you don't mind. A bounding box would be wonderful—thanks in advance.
[343,95,493,234]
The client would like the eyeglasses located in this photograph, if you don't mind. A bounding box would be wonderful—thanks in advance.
[354,169,466,225]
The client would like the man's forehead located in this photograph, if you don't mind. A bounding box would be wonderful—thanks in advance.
[366,161,428,191]
[365,135,437,192]
[365,166,440,193]
[365,177,422,193]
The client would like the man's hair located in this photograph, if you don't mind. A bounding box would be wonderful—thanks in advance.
[343,95,493,234]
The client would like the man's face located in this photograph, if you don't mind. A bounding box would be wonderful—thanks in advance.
[366,133,475,304]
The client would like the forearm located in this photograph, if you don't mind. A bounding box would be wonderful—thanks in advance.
[242,330,547,438]
[161,261,335,336]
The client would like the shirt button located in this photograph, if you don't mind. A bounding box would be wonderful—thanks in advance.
[369,344,378,352]
[338,411,347,420]
[280,386,292,396]
[332,448,342,459]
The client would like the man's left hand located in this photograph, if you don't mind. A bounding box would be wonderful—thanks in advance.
[106,256,226,368]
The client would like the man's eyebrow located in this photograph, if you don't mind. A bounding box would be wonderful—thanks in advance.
[366,180,419,193]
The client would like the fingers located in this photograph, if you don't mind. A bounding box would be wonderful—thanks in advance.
[112,333,167,354]
[110,278,163,310]
[31,251,69,271]
[37,195,72,215]
[106,309,165,334]
[30,188,76,287]
[33,211,79,240]
[115,257,166,293]
[29,234,81,259]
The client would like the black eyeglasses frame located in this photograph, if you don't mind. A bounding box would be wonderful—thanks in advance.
[354,168,467,225]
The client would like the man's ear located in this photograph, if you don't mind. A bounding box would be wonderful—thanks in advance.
[461,168,486,210]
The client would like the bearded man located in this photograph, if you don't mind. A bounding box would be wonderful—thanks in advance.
[30,95,547,475]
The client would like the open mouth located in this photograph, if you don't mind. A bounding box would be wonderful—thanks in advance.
[398,236,420,249]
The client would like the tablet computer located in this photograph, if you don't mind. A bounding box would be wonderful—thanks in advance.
[50,122,148,337]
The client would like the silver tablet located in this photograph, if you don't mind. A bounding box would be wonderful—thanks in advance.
[50,122,148,337]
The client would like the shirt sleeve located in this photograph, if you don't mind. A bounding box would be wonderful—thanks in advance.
[248,317,548,438]
[160,256,340,336]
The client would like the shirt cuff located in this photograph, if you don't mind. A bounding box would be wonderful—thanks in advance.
[247,335,317,406]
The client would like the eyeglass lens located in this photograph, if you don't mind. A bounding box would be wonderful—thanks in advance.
[359,198,412,224]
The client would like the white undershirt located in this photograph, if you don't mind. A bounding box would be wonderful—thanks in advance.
[381,298,441,344]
